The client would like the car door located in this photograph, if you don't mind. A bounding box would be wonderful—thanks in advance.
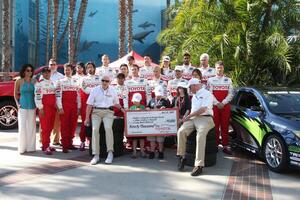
[231,90,266,153]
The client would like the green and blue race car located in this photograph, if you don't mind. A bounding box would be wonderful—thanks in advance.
[230,87,300,172]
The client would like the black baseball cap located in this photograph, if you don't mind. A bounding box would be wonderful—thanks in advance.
[42,67,51,73]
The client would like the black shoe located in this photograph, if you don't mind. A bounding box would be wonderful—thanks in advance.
[68,145,78,150]
[149,152,155,159]
[52,142,61,146]
[158,152,164,159]
[222,146,233,155]
[191,166,203,176]
[177,156,186,171]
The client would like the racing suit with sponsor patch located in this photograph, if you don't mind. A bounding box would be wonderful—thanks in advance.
[182,65,195,80]
[79,74,102,142]
[56,77,81,149]
[114,84,129,117]
[200,66,216,87]
[35,79,57,150]
[207,75,234,146]
[139,66,155,80]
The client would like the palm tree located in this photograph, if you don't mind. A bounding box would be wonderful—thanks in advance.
[1,0,11,73]
[158,0,300,86]
[74,0,88,58]
[119,0,126,58]
[35,0,40,67]
[126,0,133,52]
[52,0,59,60]
[45,0,52,63]
[68,0,76,64]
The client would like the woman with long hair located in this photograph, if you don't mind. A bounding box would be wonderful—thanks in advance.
[14,64,36,154]
[172,82,191,125]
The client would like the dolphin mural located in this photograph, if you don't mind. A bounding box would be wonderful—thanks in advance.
[133,30,154,44]
[80,40,99,52]
[88,10,98,17]
[138,21,155,29]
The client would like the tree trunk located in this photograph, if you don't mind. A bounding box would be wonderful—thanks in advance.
[119,0,126,58]
[68,0,76,64]
[52,0,59,61]
[74,0,88,58]
[35,0,40,67]
[45,0,52,63]
[1,0,11,73]
[127,0,133,52]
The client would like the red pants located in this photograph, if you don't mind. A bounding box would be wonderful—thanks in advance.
[213,104,230,146]
[60,91,78,149]
[79,90,89,142]
[40,94,56,150]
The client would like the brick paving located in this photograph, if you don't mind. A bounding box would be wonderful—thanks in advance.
[223,152,272,200]
[0,155,90,187]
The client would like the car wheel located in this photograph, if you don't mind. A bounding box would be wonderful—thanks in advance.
[0,100,18,130]
[263,134,288,172]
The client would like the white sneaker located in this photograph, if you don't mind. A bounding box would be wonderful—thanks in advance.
[90,155,99,165]
[105,151,114,164]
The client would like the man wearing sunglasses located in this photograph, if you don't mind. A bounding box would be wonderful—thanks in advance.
[84,75,124,165]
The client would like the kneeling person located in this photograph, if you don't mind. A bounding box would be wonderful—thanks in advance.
[177,78,214,176]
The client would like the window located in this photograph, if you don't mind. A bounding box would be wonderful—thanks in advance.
[237,91,261,109]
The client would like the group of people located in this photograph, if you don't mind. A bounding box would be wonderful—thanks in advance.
[14,52,233,176]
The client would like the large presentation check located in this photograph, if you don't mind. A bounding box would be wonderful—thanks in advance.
[124,108,179,137]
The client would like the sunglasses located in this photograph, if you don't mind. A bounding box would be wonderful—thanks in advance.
[26,69,33,72]
[49,63,56,66]
[101,79,110,83]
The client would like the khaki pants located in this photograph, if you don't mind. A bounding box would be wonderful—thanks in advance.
[51,111,61,144]
[91,109,114,155]
[177,116,214,167]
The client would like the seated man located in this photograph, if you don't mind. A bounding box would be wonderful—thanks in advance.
[177,78,215,176]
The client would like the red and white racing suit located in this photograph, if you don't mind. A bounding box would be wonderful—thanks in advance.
[125,78,151,108]
[79,74,102,142]
[56,77,81,149]
[200,66,216,87]
[161,68,174,81]
[35,79,56,150]
[148,77,168,98]
[114,84,129,117]
[182,65,195,80]
[95,66,116,80]
[167,77,188,98]
[139,66,155,80]
[207,75,234,146]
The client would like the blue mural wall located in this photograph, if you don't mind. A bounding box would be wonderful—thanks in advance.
[13,0,167,71]
[78,0,166,65]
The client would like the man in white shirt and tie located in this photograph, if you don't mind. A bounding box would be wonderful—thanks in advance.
[84,75,124,165]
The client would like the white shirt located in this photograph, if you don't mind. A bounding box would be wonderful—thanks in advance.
[87,86,119,108]
[191,88,213,116]
[50,71,64,86]
[95,66,116,79]
[200,66,216,86]
[182,65,195,80]
[80,74,102,94]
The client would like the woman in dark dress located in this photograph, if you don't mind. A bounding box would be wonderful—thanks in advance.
[172,82,191,125]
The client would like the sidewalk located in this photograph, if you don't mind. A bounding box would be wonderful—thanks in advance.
[0,129,299,200]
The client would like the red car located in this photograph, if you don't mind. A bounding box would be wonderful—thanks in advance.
[0,65,65,129]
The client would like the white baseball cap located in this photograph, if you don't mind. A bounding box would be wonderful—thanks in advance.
[174,65,183,71]
[162,56,170,62]
[154,85,164,96]
[188,78,201,87]
[131,93,142,103]
[177,81,188,89]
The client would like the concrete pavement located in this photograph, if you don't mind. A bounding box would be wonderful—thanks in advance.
[0,128,299,200]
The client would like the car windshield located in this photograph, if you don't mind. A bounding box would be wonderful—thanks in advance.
[264,91,300,114]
